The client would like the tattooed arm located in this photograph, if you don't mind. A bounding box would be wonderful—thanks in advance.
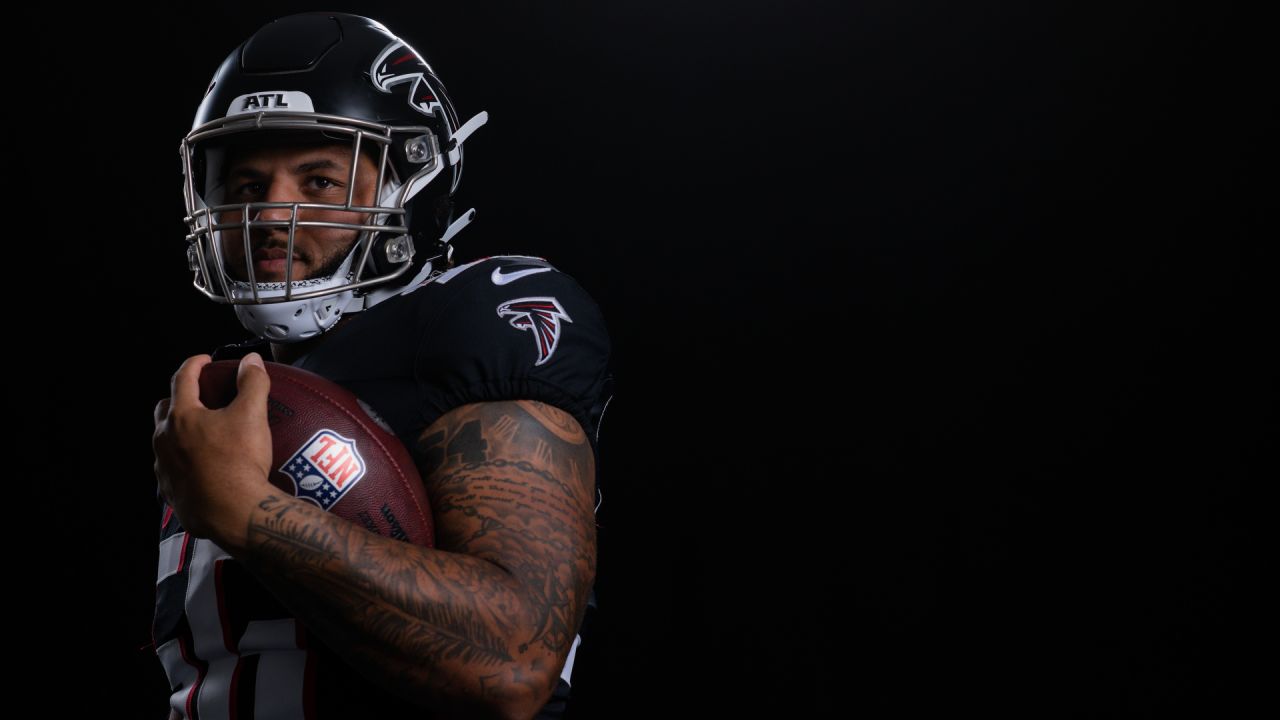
[219,399,597,720]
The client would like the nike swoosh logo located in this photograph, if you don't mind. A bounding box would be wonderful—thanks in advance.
[492,266,553,285]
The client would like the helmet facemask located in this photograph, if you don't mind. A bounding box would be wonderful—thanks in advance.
[181,114,448,341]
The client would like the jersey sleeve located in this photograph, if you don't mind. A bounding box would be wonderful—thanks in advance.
[414,258,613,450]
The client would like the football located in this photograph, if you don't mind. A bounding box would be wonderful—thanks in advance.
[197,359,435,547]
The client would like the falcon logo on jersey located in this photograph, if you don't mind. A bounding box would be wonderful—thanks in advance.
[371,40,449,120]
[280,429,366,511]
[497,297,573,366]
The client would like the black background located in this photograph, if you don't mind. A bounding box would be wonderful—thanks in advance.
[21,1,1267,717]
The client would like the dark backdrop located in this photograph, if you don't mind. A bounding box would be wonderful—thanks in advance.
[22,2,1266,717]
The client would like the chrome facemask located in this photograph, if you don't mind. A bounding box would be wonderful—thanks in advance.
[180,111,446,307]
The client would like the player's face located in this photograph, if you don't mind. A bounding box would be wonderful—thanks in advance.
[217,140,380,283]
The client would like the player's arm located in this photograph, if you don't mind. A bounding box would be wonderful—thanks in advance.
[223,398,596,720]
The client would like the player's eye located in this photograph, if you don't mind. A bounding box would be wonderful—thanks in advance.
[309,175,350,192]
[230,177,341,196]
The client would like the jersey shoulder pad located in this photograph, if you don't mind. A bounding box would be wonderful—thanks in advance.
[414,255,612,436]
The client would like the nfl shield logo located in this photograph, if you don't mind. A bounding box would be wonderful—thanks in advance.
[280,429,367,510]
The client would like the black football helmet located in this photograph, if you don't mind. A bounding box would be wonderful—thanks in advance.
[181,12,487,341]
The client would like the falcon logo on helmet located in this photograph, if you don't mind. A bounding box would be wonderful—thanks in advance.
[498,297,574,366]
[371,41,452,121]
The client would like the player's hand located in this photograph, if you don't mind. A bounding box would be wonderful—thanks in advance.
[152,352,274,545]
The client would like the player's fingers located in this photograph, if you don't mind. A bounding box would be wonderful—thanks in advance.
[171,354,213,411]
[153,397,171,426]
[232,352,271,414]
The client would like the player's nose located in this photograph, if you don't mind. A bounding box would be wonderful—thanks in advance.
[252,180,305,225]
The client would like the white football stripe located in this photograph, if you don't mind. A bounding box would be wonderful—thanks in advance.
[157,532,188,584]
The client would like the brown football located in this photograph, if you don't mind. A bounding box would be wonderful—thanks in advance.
[197,359,434,547]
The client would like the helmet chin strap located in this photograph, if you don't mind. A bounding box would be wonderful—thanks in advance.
[231,241,363,343]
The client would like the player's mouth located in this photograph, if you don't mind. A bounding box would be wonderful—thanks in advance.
[252,248,305,280]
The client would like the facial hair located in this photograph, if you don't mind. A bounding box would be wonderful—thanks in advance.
[223,233,361,284]
[309,239,359,281]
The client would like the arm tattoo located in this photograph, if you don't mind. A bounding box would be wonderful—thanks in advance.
[235,399,597,717]
[414,400,597,657]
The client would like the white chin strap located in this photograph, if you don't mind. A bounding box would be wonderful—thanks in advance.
[230,243,363,342]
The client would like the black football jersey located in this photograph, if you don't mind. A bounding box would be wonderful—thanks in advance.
[151,255,614,719]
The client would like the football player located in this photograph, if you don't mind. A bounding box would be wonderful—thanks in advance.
[150,12,614,720]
